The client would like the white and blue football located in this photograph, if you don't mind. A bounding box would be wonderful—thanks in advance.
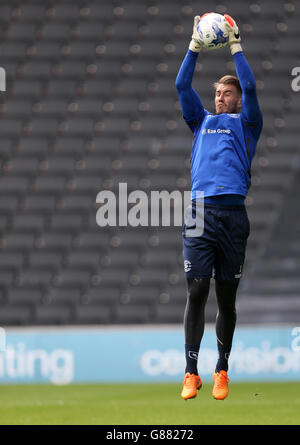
[196,12,229,50]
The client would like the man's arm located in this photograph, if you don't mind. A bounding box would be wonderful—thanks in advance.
[234,51,263,126]
[225,15,263,130]
[175,50,206,126]
[175,16,206,132]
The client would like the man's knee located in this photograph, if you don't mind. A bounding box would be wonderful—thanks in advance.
[187,277,211,302]
[215,279,238,317]
[215,279,239,298]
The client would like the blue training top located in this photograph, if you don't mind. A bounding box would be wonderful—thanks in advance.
[175,50,263,203]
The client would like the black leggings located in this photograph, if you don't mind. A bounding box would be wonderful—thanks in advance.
[184,277,238,350]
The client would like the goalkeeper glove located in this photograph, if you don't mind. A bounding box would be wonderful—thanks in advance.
[189,16,202,53]
[224,14,242,55]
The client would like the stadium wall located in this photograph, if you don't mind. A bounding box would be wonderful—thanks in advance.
[0,325,299,385]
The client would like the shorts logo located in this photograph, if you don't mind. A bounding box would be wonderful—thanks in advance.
[184,260,192,272]
[235,264,243,279]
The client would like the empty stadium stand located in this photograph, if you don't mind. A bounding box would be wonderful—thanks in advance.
[0,0,299,325]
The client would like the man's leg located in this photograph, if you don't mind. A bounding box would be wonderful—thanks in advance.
[212,206,249,399]
[214,279,239,373]
[211,279,239,400]
[181,277,210,400]
[184,277,210,375]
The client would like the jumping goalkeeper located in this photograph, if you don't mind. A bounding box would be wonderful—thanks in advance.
[175,15,263,400]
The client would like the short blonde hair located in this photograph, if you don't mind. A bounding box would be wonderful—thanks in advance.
[214,75,242,95]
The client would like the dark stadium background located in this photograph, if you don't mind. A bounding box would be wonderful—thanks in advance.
[0,0,299,329]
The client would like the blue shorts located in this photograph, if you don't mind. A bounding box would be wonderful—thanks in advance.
[182,203,250,282]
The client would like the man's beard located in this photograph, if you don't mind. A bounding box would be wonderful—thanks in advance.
[215,101,240,115]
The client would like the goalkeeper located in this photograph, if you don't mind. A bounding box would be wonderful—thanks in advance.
[175,15,263,400]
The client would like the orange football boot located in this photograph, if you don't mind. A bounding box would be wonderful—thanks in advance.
[181,372,202,400]
[212,370,229,400]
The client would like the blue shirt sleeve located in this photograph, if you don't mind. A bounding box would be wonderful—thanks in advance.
[175,50,206,133]
[233,51,263,139]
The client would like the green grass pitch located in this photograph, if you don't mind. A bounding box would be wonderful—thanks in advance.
[0,381,299,425]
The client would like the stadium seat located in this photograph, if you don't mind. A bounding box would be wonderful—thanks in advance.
[34,232,73,251]
[12,212,45,231]
[50,212,83,231]
[16,268,53,288]
[6,287,44,305]
[84,285,120,305]
[74,303,112,324]
[40,22,71,40]
[0,175,30,194]
[27,251,63,269]
[115,303,151,324]
[3,99,33,116]
[81,2,115,21]
[0,252,24,270]
[15,4,46,22]
[45,287,81,305]
[34,304,72,325]
[155,302,185,323]
[33,175,66,194]
[0,305,32,325]
[46,79,78,97]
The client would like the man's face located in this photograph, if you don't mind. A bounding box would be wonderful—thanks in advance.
[215,83,241,114]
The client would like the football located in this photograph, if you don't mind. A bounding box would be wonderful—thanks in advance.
[196,12,229,50]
